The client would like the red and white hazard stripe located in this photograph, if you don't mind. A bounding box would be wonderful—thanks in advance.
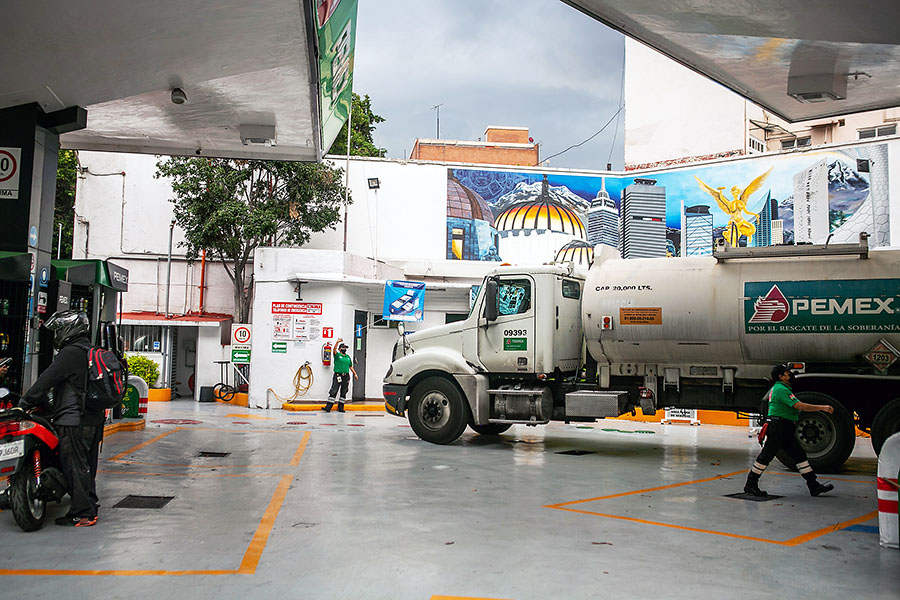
[877,477,899,549]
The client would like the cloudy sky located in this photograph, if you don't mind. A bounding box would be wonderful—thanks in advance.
[352,0,626,171]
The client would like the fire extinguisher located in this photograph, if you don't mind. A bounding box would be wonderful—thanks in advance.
[322,341,332,366]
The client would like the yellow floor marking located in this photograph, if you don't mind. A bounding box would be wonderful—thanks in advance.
[238,474,294,573]
[547,470,878,546]
[432,596,513,600]
[289,430,311,466]
[108,429,179,462]
[0,433,310,577]
[225,413,273,420]
[107,427,309,468]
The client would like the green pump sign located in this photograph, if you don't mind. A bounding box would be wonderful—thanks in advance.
[744,279,900,334]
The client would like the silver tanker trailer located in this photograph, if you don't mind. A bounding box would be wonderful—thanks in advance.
[383,234,900,472]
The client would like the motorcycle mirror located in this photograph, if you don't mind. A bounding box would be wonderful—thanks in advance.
[0,388,8,399]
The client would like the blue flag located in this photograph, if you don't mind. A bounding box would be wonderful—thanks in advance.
[383,280,426,322]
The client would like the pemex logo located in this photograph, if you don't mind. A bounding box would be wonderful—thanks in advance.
[749,285,790,324]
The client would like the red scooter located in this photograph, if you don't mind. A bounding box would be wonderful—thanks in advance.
[0,391,68,531]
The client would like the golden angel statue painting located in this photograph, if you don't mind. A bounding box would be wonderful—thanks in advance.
[694,167,773,247]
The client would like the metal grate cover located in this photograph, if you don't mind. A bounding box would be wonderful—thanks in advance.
[114,495,174,509]
[197,451,231,457]
[556,450,596,456]
[723,492,783,502]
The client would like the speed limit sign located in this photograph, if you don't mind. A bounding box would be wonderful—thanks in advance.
[0,148,21,200]
[232,324,252,345]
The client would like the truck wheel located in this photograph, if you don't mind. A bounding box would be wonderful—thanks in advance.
[10,450,46,531]
[408,377,470,444]
[775,392,854,473]
[871,397,900,456]
[470,423,512,436]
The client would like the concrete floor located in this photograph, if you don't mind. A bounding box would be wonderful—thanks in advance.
[1,400,896,599]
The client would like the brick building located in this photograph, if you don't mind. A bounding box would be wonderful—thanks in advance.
[410,126,539,166]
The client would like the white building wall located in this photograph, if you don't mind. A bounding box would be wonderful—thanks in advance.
[624,37,748,169]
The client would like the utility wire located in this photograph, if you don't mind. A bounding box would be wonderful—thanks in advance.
[606,44,626,169]
[543,105,624,163]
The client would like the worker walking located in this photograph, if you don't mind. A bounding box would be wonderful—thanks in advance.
[322,337,357,413]
[744,363,835,497]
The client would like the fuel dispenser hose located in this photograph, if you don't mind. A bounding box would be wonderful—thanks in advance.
[266,362,314,405]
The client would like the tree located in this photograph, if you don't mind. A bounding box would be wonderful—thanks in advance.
[54,149,78,259]
[155,158,351,323]
[327,93,387,157]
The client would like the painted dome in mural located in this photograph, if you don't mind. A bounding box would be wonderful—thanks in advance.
[447,174,494,222]
[493,182,585,241]
[555,239,593,265]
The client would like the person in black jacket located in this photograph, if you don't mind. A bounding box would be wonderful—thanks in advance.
[18,310,104,527]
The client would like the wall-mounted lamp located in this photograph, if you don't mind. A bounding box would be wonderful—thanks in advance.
[367,178,380,189]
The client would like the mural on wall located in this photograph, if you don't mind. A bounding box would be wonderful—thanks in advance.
[446,143,888,264]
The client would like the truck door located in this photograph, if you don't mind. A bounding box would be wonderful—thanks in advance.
[477,276,535,373]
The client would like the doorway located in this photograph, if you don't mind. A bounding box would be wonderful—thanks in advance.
[352,310,367,401]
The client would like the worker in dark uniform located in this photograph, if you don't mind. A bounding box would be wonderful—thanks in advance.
[322,337,358,413]
[744,363,835,497]
[17,311,103,526]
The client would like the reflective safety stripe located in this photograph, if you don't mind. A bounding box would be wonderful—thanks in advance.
[751,462,767,475]
[797,461,813,474]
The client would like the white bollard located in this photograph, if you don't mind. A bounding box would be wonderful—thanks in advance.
[877,431,900,549]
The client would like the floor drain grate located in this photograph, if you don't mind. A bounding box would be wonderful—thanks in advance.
[723,492,783,502]
[114,495,175,509]
[556,450,595,456]
[197,451,231,458]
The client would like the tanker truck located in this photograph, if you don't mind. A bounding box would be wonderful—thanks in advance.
[382,234,900,472]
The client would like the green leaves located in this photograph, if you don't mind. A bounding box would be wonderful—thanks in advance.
[327,93,387,157]
[155,156,351,321]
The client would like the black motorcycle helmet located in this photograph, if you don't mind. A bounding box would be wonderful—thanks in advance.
[44,310,90,349]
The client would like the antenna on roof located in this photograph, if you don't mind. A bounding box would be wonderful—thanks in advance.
[431,103,444,139]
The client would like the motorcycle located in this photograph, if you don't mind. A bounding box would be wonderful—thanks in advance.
[0,389,68,531]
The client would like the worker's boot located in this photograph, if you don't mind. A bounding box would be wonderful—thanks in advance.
[743,472,767,497]
[337,401,345,413]
[803,473,834,496]
[322,400,334,413]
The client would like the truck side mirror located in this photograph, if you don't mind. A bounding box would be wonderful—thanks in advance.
[397,322,405,336]
[484,278,499,322]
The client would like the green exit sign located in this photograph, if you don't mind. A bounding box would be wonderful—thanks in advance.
[231,348,251,364]
[272,342,287,354]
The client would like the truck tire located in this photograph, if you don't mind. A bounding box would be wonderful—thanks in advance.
[775,392,854,473]
[470,423,512,436]
[408,377,470,444]
[871,397,900,456]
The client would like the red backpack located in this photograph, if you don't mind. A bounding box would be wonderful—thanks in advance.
[79,345,128,411]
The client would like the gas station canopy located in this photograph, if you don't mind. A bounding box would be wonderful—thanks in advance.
[564,0,900,122]
[3,0,324,161]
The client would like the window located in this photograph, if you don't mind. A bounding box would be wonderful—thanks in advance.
[445,313,468,324]
[748,137,765,153]
[372,315,401,329]
[561,279,581,300]
[122,325,163,352]
[781,136,811,149]
[858,124,896,140]
[496,279,531,316]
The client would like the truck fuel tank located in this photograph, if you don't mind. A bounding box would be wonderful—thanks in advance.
[583,245,900,368]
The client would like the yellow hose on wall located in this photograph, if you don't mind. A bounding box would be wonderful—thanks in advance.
[266,361,314,405]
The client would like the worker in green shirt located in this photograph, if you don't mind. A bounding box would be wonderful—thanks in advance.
[322,338,357,413]
[744,363,835,497]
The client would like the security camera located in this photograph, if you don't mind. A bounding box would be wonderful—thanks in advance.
[171,88,187,104]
